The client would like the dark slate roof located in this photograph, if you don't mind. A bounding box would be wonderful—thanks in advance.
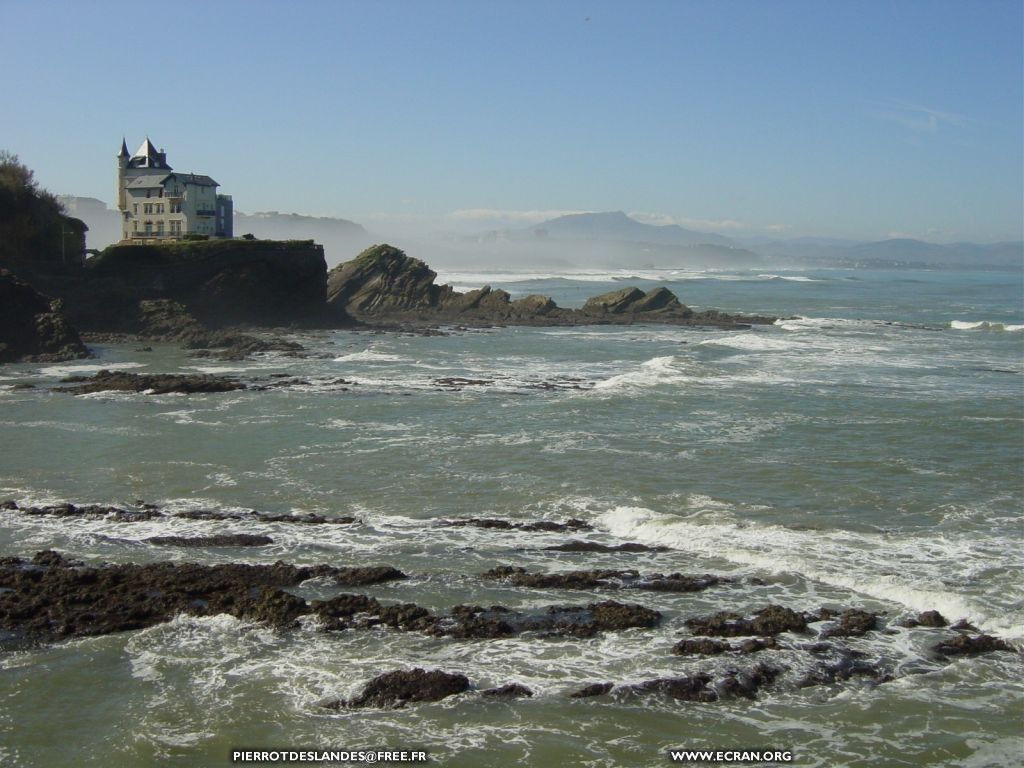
[127,137,172,170]
[171,173,219,187]
[118,138,130,158]
[125,174,173,189]
[124,172,220,190]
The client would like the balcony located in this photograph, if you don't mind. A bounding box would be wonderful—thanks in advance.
[195,209,216,217]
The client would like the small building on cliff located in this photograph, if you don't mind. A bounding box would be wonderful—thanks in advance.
[116,138,233,241]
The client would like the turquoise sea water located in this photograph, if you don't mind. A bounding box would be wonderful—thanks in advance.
[0,267,1021,766]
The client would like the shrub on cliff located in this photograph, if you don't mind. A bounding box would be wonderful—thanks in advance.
[0,151,85,270]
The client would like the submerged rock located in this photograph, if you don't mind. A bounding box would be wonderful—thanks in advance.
[569,682,614,698]
[441,517,593,533]
[482,566,723,593]
[58,369,245,395]
[543,540,667,553]
[4,500,355,525]
[622,674,717,702]
[146,534,273,547]
[481,683,534,698]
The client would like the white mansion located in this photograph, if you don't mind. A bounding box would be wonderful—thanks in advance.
[116,137,233,241]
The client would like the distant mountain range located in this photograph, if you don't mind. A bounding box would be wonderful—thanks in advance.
[738,235,1024,269]
[526,210,735,247]
[513,212,1021,270]
[56,198,1021,271]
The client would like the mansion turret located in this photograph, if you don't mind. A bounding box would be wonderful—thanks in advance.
[116,137,232,241]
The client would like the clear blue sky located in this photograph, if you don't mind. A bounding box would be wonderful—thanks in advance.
[4,0,1022,242]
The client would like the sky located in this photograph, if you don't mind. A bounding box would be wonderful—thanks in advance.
[3,0,1022,243]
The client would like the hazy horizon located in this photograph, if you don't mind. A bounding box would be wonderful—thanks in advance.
[6,1,1022,246]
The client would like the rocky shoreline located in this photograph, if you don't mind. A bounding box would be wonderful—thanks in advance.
[0,545,1015,709]
[326,244,777,330]
[2,241,778,364]
[0,500,1017,712]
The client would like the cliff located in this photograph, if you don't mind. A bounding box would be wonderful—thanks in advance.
[327,244,775,328]
[0,269,89,362]
[69,238,333,331]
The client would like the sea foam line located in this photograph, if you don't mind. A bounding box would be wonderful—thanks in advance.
[597,506,1023,639]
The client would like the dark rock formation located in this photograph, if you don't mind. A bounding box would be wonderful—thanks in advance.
[482,566,723,593]
[684,605,808,637]
[798,653,886,687]
[331,668,470,709]
[3,500,356,525]
[146,534,273,547]
[898,610,948,628]
[622,674,717,702]
[0,554,404,642]
[544,541,668,553]
[58,369,245,394]
[931,634,1014,656]
[0,269,89,363]
[672,637,778,656]
[481,683,533,698]
[672,638,730,656]
[440,517,593,533]
[326,245,776,329]
[569,682,613,698]
[818,609,880,639]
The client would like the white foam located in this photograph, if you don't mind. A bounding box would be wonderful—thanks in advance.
[699,333,805,352]
[951,320,1024,332]
[757,274,820,282]
[597,506,1024,639]
[333,350,407,363]
[592,355,696,392]
[38,362,147,377]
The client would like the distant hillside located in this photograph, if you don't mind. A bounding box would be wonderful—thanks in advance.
[524,211,735,247]
[234,211,371,266]
[744,236,1024,269]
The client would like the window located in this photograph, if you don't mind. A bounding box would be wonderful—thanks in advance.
[170,202,181,213]
[133,204,138,214]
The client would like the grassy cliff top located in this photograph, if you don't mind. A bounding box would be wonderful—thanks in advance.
[92,238,323,269]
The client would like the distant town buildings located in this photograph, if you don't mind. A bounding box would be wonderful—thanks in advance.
[116,138,232,241]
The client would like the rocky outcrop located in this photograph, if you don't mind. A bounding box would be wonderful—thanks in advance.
[146,534,274,547]
[325,669,470,709]
[326,244,776,328]
[1,500,356,525]
[440,517,593,532]
[684,605,809,637]
[481,566,724,593]
[0,554,406,642]
[0,269,89,363]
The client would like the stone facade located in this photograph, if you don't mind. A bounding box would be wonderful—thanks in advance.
[116,138,233,241]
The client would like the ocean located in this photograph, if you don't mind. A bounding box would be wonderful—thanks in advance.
[1,266,1021,767]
